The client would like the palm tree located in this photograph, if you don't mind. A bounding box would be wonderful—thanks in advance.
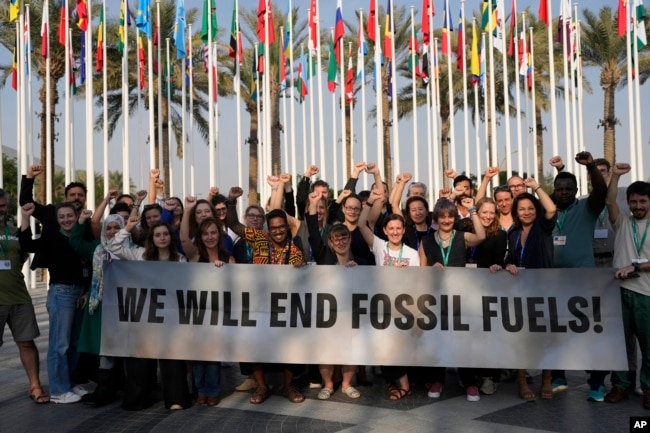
[580,5,650,164]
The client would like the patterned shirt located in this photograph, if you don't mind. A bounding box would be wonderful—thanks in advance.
[243,228,305,265]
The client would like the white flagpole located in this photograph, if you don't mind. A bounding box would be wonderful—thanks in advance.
[330,28,338,195]
[472,19,481,182]
[188,23,195,196]
[348,42,355,168]
[137,31,143,189]
[530,26,539,180]
[25,5,33,168]
[425,54,433,201]
[389,1,399,176]
[64,0,71,186]
[560,1,573,173]
[576,18,586,182]
[461,0,470,176]
[359,9,368,190]
[156,1,163,175]
[308,53,316,179]
[147,5,155,173]
[488,4,498,170]
[432,39,441,195]
[181,32,187,198]
[234,6,242,210]
[85,0,95,208]
[46,9,53,202]
[569,4,581,191]
[165,38,173,197]
[206,0,215,186]
[122,2,130,193]
[340,34,346,188]
[18,10,26,180]
[445,1,455,170]
[315,0,327,182]
[500,0,512,179]
[626,0,637,180]
[515,12,524,175]
[103,0,110,199]
[289,12,297,190]
[68,28,76,179]
[633,0,644,180]
[281,27,288,174]
[410,6,419,182]
[546,0,559,161]
[374,3,384,176]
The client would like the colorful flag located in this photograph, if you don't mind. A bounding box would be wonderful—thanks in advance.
[384,0,393,60]
[367,0,376,44]
[456,10,464,70]
[138,33,146,88]
[556,0,572,52]
[407,37,419,72]
[327,33,337,92]
[229,1,243,64]
[441,0,453,55]
[308,0,318,52]
[284,0,292,58]
[257,0,275,44]
[357,20,367,79]
[77,0,88,31]
[11,41,18,91]
[345,46,354,102]
[479,36,486,95]
[153,19,159,74]
[59,2,67,46]
[507,0,517,56]
[250,54,258,102]
[538,0,549,27]
[334,0,344,64]
[635,0,647,49]
[79,30,86,85]
[297,46,308,101]
[432,40,439,79]
[23,6,31,76]
[618,0,628,37]
[96,6,104,71]
[526,33,533,89]
[174,0,186,59]
[481,0,497,32]
[387,60,392,97]
[118,0,128,53]
[41,0,49,59]
[471,21,479,85]
[422,0,433,46]
[278,31,287,89]
[421,43,430,85]
[201,0,216,43]
[10,0,20,23]
[136,0,152,39]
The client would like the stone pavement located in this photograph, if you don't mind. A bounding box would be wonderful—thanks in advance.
[1,284,648,433]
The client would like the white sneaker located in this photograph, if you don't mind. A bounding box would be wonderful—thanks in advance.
[71,385,90,396]
[635,387,644,396]
[51,391,82,404]
[480,377,497,395]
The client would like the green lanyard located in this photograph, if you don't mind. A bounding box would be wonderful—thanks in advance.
[437,230,455,267]
[385,242,403,266]
[632,217,650,258]
[0,225,8,258]
[555,201,576,232]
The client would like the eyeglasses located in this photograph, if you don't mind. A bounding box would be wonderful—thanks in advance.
[268,224,288,233]
[344,206,361,213]
[245,213,264,219]
[215,208,227,214]
[509,183,525,190]
[330,236,350,245]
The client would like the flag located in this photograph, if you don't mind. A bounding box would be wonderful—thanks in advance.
[308,0,318,52]
[441,0,454,55]
[41,1,49,59]
[11,41,18,91]
[471,21,479,85]
[635,0,647,49]
[384,0,393,60]
[118,0,128,53]
[136,0,152,39]
[79,30,86,85]
[257,0,275,44]
[408,36,419,73]
[153,17,159,74]
[345,46,354,102]
[421,43,430,85]
[539,0,549,27]
[297,46,308,101]
[77,0,88,31]
[96,6,104,71]
[278,31,287,89]
[526,33,533,89]
[327,34,337,92]
[138,33,146,88]
[201,0,216,43]
[432,40,439,78]
[618,0,628,37]
[174,0,186,59]
[10,0,20,23]
[507,0,517,56]
[23,6,31,76]
[456,10,465,70]
[357,20,367,79]
[422,0,434,46]
[334,0,344,64]
[284,0,292,58]
[250,54,258,103]
[229,1,243,65]
[203,44,209,72]
[518,28,527,78]
[482,0,497,32]
[185,54,191,87]
[387,60,392,97]
[367,0,376,44]
[59,2,67,46]
[69,47,77,94]
[479,36,486,95]
[556,0,572,51]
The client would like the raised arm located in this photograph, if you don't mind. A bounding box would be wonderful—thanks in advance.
[607,163,630,224]
[104,216,144,261]
[461,197,486,247]
[343,162,366,193]
[70,210,100,261]
[18,203,40,253]
[389,172,411,217]
[283,174,296,218]
[277,174,301,235]
[365,189,386,232]
[327,189,349,224]
[180,196,199,261]
[475,167,500,202]
[549,155,565,173]
[20,165,48,221]
[575,152,607,214]
[306,192,326,261]
[296,165,319,219]
[91,190,119,239]
[525,177,556,220]
[225,187,246,238]
[147,169,160,205]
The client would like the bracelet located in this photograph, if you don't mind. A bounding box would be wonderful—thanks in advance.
[367,201,374,206]
[468,207,476,214]
[534,186,542,193]
[557,165,565,171]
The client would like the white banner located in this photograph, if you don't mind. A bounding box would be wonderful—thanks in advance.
[101,261,628,370]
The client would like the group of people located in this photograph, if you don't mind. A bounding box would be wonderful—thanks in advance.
[1,152,649,411]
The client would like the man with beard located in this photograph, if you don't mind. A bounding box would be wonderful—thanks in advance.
[603,164,650,410]
[0,189,49,404]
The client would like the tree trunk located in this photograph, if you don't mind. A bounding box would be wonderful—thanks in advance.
[382,67,392,187]
[271,82,281,175]
[247,103,259,205]
[602,81,617,165]
[37,73,60,204]
[536,105,544,181]
[440,114,450,180]
[345,100,353,179]
[162,96,170,196]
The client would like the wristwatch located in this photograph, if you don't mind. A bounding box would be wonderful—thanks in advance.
[633,263,641,273]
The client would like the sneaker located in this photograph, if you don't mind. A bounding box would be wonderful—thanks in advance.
[235,378,257,392]
[587,385,606,402]
[71,385,90,396]
[309,382,323,389]
[635,387,644,397]
[51,392,82,404]
[466,386,480,402]
[427,382,443,398]
[480,377,497,395]
[551,378,568,393]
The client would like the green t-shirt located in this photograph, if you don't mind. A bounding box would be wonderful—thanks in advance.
[0,223,32,305]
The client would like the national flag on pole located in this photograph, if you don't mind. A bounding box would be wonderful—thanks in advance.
[174,0,186,59]
[384,0,393,60]
[284,0,292,58]
[357,21,367,79]
[250,54,258,102]
[334,0,345,64]
[308,0,318,52]
[10,0,20,23]
[136,0,152,39]
[201,0,216,43]
[387,60,392,97]
[257,0,275,44]
[479,36,486,95]
[77,0,88,31]
[482,0,496,32]
[229,1,243,65]
[23,6,31,76]
[432,41,439,78]
[635,0,647,49]
[59,2,67,46]
[456,10,465,70]
[367,0,377,44]
[421,43,430,85]
[345,46,354,102]
[327,33,337,92]
[307,52,317,79]
[538,0,550,27]
[153,20,159,74]
[507,0,517,56]
[118,0,128,53]
[422,0,434,46]
[278,32,286,89]
[526,34,533,89]
[69,46,77,94]
[408,37,419,73]
[41,0,49,59]
[441,0,453,55]
[138,33,146,88]
[471,21,479,85]
[11,41,18,90]
[618,0,628,37]
[556,0,572,50]
[297,45,308,102]
[79,30,86,85]
[96,6,104,71]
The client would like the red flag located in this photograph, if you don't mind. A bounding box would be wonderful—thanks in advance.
[11,44,18,91]
[456,12,464,70]
[617,0,628,37]
[422,0,434,46]
[58,4,67,46]
[138,35,145,89]
[257,0,275,44]
[76,0,88,31]
[308,0,318,51]
[384,0,393,60]
[345,47,354,102]
[538,0,549,27]
[507,0,517,56]
[334,0,344,64]
[41,3,49,59]
[367,0,376,43]
[153,22,159,75]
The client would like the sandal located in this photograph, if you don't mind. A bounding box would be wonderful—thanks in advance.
[250,386,270,404]
[540,371,553,400]
[317,387,334,400]
[388,387,411,401]
[196,394,207,405]
[29,386,50,404]
[283,386,305,403]
[341,386,361,399]
[517,382,536,402]
[206,396,220,406]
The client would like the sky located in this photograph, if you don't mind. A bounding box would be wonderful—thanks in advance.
[0,0,647,208]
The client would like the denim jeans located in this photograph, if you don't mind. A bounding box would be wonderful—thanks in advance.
[193,361,221,397]
[46,284,84,395]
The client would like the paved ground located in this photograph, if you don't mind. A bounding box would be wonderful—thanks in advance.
[1,284,648,433]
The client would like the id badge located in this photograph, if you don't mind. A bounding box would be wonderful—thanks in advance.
[465,263,478,268]
[593,229,608,239]
[632,258,649,264]
[0,260,10,270]
[553,235,567,246]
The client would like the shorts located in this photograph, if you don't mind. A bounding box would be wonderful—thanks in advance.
[0,304,40,347]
